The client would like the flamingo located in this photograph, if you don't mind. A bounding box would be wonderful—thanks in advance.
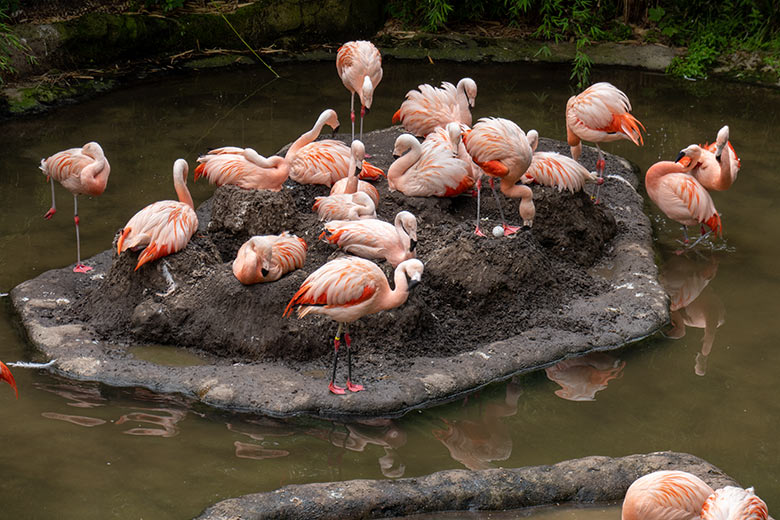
[622,470,715,520]
[336,40,383,141]
[40,141,111,273]
[286,109,383,186]
[545,353,625,401]
[679,126,741,192]
[701,486,770,520]
[320,211,418,267]
[329,140,381,207]
[566,82,645,203]
[232,233,307,285]
[116,159,198,271]
[645,147,723,246]
[522,129,598,192]
[462,117,534,235]
[284,256,424,394]
[194,147,289,191]
[392,78,477,137]
[387,134,475,197]
[0,361,18,399]
[313,191,377,222]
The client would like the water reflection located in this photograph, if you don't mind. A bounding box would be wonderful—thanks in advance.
[659,252,725,376]
[116,409,187,437]
[545,353,626,401]
[227,418,293,460]
[40,412,107,427]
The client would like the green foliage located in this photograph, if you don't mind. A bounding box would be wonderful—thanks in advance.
[142,0,185,13]
[0,6,35,85]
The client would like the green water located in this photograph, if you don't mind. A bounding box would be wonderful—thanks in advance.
[1,60,778,519]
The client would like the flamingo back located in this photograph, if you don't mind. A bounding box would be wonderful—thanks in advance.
[522,151,597,192]
[313,192,377,221]
[701,487,769,520]
[40,146,110,196]
[336,41,383,106]
[464,118,532,179]
[567,82,645,145]
[394,81,466,136]
[622,470,715,520]
[330,177,381,207]
[289,140,352,186]
[666,174,722,235]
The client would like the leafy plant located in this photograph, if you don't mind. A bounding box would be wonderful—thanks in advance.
[0,7,36,85]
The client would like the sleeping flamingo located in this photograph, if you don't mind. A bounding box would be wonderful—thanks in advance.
[387,134,475,197]
[116,159,198,271]
[645,147,723,246]
[329,140,381,207]
[194,147,289,191]
[463,117,534,235]
[336,40,383,141]
[320,211,418,267]
[40,141,111,273]
[566,82,645,203]
[701,486,770,520]
[0,361,18,399]
[232,233,307,285]
[522,129,598,192]
[286,109,383,186]
[284,256,424,394]
[622,470,715,520]
[392,78,477,137]
[313,191,376,222]
[680,126,741,192]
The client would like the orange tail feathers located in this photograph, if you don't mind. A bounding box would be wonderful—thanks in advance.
[706,212,723,237]
[194,163,206,181]
[612,113,645,146]
[392,109,402,125]
[443,174,476,197]
[477,159,509,177]
[117,227,132,255]
[134,242,171,271]
[359,161,385,180]
[0,361,18,399]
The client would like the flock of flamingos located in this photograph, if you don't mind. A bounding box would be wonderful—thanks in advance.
[4,40,760,519]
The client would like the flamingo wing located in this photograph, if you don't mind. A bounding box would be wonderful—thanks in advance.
[289,140,351,186]
[41,148,97,194]
[337,41,383,95]
[622,470,714,520]
[396,82,461,136]
[323,220,394,251]
[568,82,644,145]
[195,154,254,186]
[522,151,596,192]
[272,234,308,274]
[701,486,769,520]
[661,174,721,233]
[0,360,18,398]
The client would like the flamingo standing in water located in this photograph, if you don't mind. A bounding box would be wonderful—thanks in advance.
[387,134,475,197]
[40,141,111,273]
[336,40,383,141]
[232,233,307,285]
[194,147,289,191]
[645,147,723,246]
[284,256,424,394]
[701,486,770,520]
[622,470,715,520]
[0,361,18,398]
[329,140,381,207]
[522,129,598,193]
[463,117,534,235]
[320,211,418,267]
[117,159,198,270]
[680,126,741,192]
[566,82,645,203]
[286,109,383,186]
[392,78,477,137]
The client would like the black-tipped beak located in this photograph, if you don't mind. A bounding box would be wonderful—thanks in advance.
[364,106,371,115]
[409,239,417,252]
[261,268,269,277]
[331,125,340,137]
[675,150,685,163]
[408,278,420,291]
[356,162,363,175]
[715,153,722,163]
[392,153,400,159]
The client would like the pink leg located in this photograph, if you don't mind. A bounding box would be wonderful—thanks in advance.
[345,331,363,392]
[329,326,345,395]
[44,176,57,219]
[72,196,92,273]
[593,145,606,204]
[475,178,485,236]
[350,93,356,142]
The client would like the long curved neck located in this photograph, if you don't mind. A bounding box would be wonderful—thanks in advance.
[499,181,532,200]
[286,114,329,159]
[388,140,422,187]
[379,265,411,311]
[645,161,687,191]
[246,150,290,183]
[174,166,195,209]
[346,154,359,193]
[80,157,109,193]
[713,147,734,190]
[394,215,411,250]
[456,80,470,110]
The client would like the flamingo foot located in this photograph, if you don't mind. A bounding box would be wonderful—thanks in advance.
[328,382,346,395]
[347,380,364,392]
[73,264,93,273]
[44,208,56,220]
[503,223,521,236]
[475,226,486,237]
[596,177,605,185]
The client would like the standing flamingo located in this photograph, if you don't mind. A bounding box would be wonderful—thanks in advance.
[463,117,534,235]
[392,78,477,137]
[40,141,111,273]
[566,82,645,203]
[622,470,715,520]
[645,147,723,246]
[0,361,18,399]
[194,147,290,191]
[545,352,625,401]
[286,109,383,186]
[116,159,198,271]
[329,140,381,207]
[387,134,475,197]
[320,211,418,267]
[701,486,770,520]
[680,126,741,192]
[232,233,307,285]
[521,129,598,192]
[336,40,383,141]
[284,256,424,394]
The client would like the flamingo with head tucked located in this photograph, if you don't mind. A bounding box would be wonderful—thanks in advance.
[117,159,198,271]
[622,470,715,520]
[329,140,381,207]
[320,211,418,267]
[522,129,598,193]
[0,361,18,399]
[392,78,477,137]
[701,486,770,520]
[284,256,424,394]
[40,141,111,273]
[232,233,307,285]
[337,41,383,141]
[680,126,741,192]
[194,147,289,191]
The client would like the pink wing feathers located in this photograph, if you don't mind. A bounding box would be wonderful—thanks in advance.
[289,140,384,186]
[393,78,476,137]
[622,470,715,520]
[194,149,289,191]
[336,41,383,107]
[662,174,722,235]
[701,487,769,520]
[330,177,381,207]
[40,142,110,196]
[272,234,308,275]
[522,151,597,192]
[566,82,645,146]
[464,118,532,179]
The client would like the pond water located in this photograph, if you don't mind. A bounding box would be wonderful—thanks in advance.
[1,60,778,519]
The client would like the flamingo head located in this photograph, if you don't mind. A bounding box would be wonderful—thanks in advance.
[459,78,477,108]
[321,108,340,135]
[81,141,105,159]
[715,125,729,158]
[173,158,189,183]
[400,258,424,291]
[360,76,375,110]
[526,129,539,152]
[446,122,464,156]
[676,145,702,170]
[396,211,418,251]
[350,140,366,171]
[392,134,417,159]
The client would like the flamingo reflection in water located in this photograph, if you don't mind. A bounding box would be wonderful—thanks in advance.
[660,252,725,376]
[432,380,522,470]
[227,418,293,461]
[545,352,625,401]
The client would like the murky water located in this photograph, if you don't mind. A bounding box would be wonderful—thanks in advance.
[1,61,778,519]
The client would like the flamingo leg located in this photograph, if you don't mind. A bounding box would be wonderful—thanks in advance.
[489,178,519,236]
[72,195,92,273]
[345,327,363,392]
[593,144,606,204]
[329,323,346,395]
[474,177,486,236]
[350,92,356,142]
[44,177,57,219]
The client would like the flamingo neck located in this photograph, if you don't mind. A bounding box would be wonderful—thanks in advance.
[346,156,359,193]
[286,114,329,159]
[394,215,411,250]
[174,172,195,209]
[247,151,290,185]
[388,140,422,189]
[380,264,411,311]
[500,181,533,200]
[80,157,110,195]
[645,161,687,191]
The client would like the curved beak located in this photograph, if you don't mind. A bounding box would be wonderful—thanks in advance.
[408,279,420,291]
[261,268,269,278]
[331,125,340,137]
[392,153,400,159]
[675,150,685,163]
[409,239,417,252]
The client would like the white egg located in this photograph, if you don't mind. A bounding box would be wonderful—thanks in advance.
[492,225,504,237]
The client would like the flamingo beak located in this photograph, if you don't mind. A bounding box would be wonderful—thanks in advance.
[363,106,371,115]
[392,153,400,159]
[261,268,269,278]
[331,125,340,137]
[675,150,686,163]
[409,239,417,252]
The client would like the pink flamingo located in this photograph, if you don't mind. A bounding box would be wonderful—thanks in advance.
[522,129,598,193]
[701,486,770,520]
[0,361,18,399]
[336,40,383,141]
[284,256,424,394]
[566,82,645,203]
[545,352,625,401]
[392,78,477,137]
[320,211,418,267]
[286,109,383,186]
[232,233,307,285]
[313,192,376,222]
[40,141,111,273]
[645,147,723,246]
[679,126,741,191]
[329,140,381,207]
[387,134,475,197]
[463,117,534,235]
[194,147,289,191]
[117,159,198,271]
[622,470,715,520]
